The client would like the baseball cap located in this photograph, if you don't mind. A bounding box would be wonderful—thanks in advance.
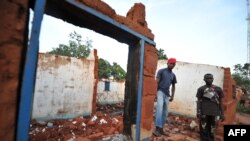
[167,58,176,64]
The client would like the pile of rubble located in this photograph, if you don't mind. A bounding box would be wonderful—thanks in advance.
[29,103,124,141]
[152,114,200,141]
[29,113,123,141]
[29,103,201,141]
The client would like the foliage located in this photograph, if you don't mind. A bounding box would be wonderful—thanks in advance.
[49,31,92,58]
[236,103,250,114]
[157,48,167,60]
[98,58,112,79]
[48,31,126,80]
[232,63,250,93]
[98,58,126,80]
[111,62,126,80]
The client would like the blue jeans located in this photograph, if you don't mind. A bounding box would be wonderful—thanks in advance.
[155,90,169,128]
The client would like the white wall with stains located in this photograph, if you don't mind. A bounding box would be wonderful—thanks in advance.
[32,54,225,120]
[32,51,96,120]
[97,80,125,104]
[156,60,224,117]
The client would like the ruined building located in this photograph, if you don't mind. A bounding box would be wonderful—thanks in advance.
[0,0,240,141]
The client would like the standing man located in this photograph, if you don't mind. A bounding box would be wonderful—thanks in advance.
[153,58,177,136]
[196,73,225,141]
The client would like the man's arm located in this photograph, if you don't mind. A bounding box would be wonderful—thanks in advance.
[169,84,175,102]
[197,98,202,118]
[219,88,225,121]
[219,97,224,120]
[196,88,202,118]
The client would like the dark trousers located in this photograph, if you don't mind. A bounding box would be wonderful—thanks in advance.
[199,115,216,141]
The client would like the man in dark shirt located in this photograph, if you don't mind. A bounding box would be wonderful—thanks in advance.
[196,73,225,141]
[153,58,177,136]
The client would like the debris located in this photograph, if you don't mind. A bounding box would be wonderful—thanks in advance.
[189,120,198,129]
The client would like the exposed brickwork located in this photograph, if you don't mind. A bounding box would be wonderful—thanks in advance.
[222,68,237,124]
[3,0,244,140]
[92,49,98,114]
[141,95,155,130]
[77,0,154,40]
[2,0,157,139]
[143,44,158,77]
[141,44,158,135]
[77,0,116,18]
[142,76,157,97]
[107,3,157,136]
[0,0,29,140]
[126,3,148,28]
[215,68,241,140]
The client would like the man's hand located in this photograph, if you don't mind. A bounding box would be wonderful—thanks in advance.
[220,114,225,121]
[169,96,174,102]
[196,113,201,118]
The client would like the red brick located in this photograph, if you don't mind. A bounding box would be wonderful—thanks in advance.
[144,44,158,77]
[143,76,157,96]
[87,132,104,140]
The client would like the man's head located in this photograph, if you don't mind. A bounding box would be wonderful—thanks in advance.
[204,73,214,86]
[167,58,176,69]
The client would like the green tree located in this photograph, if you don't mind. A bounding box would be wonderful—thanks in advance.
[49,31,92,58]
[111,62,126,80]
[98,58,112,79]
[232,63,250,93]
[157,48,167,60]
[98,58,126,80]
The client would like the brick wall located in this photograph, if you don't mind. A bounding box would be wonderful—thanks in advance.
[140,43,158,139]
[0,0,29,140]
[215,68,242,141]
[92,49,98,114]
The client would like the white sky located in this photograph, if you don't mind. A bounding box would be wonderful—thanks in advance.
[34,0,247,71]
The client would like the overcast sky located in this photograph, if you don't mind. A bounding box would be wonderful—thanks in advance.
[34,0,247,71]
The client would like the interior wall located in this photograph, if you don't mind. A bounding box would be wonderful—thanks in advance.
[97,80,125,104]
[32,52,96,120]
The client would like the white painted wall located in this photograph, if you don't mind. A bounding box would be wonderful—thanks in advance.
[32,54,225,120]
[97,80,125,104]
[32,51,96,120]
[156,60,224,117]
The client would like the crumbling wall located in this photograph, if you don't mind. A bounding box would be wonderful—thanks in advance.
[0,0,29,140]
[1,0,157,140]
[222,68,237,123]
[124,43,158,140]
[110,2,157,140]
[215,68,240,141]
[77,0,154,40]
[32,51,96,120]
[92,49,98,114]
[157,61,241,141]
[138,43,158,139]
